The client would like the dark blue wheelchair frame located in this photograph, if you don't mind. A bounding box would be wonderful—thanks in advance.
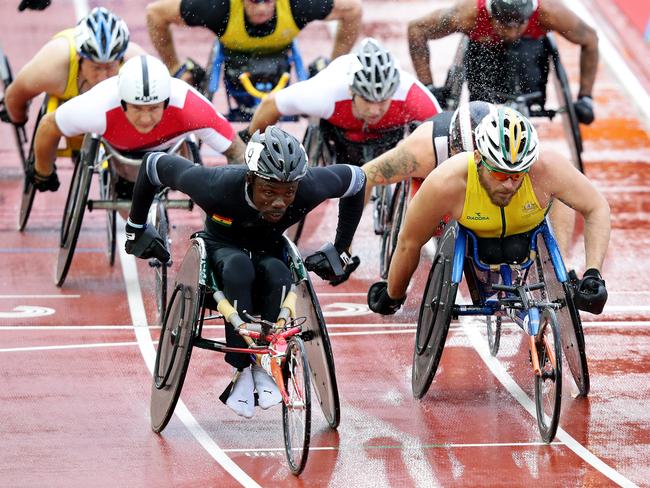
[202,39,308,121]
[413,217,590,442]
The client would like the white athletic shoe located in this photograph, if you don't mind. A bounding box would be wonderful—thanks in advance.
[226,367,255,419]
[252,363,282,409]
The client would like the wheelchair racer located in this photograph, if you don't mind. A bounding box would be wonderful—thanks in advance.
[124,125,366,418]
[32,55,244,192]
[408,0,598,124]
[368,107,610,318]
[243,37,441,166]
[145,0,362,86]
[2,7,144,131]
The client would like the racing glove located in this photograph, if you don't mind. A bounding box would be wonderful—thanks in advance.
[18,0,51,11]
[125,221,170,263]
[426,84,451,110]
[237,126,252,144]
[328,251,361,287]
[304,242,359,285]
[367,281,406,315]
[173,58,206,89]
[572,268,607,315]
[27,164,60,192]
[308,56,329,78]
[574,95,595,125]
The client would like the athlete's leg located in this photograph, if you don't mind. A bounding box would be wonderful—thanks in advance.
[252,254,293,322]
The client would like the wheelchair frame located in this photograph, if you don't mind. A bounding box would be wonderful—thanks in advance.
[413,218,590,442]
[441,33,584,173]
[149,234,340,474]
[200,39,308,122]
[0,44,29,171]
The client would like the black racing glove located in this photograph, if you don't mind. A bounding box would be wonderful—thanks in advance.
[125,222,170,263]
[572,268,607,315]
[304,242,358,285]
[328,251,360,287]
[18,0,51,11]
[574,95,595,125]
[27,165,60,192]
[426,84,451,110]
[367,281,406,315]
[237,126,252,144]
[173,58,206,89]
[308,56,329,78]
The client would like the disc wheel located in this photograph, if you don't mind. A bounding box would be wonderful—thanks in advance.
[380,180,410,279]
[534,307,563,443]
[486,315,502,357]
[151,198,171,321]
[412,223,459,399]
[536,234,589,396]
[55,137,97,287]
[98,155,116,266]
[283,336,312,475]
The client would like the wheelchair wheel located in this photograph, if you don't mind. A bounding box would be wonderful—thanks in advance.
[150,198,171,320]
[534,307,563,443]
[412,223,459,399]
[442,36,468,110]
[0,46,29,171]
[547,34,583,173]
[55,136,98,287]
[17,99,48,232]
[486,315,502,356]
[151,241,202,433]
[380,180,410,280]
[536,235,589,396]
[97,154,116,266]
[373,184,392,237]
[282,335,312,475]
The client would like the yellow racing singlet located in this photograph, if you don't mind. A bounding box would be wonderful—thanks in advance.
[220,0,300,53]
[52,28,80,101]
[459,154,548,238]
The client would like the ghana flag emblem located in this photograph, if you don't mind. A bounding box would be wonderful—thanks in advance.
[211,213,233,227]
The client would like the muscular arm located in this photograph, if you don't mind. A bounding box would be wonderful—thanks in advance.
[533,151,610,271]
[407,1,474,85]
[4,38,69,123]
[146,0,185,73]
[247,93,282,134]
[326,0,362,59]
[123,41,148,59]
[362,121,435,204]
[34,112,65,176]
[223,136,246,164]
[539,0,599,97]
[387,155,467,298]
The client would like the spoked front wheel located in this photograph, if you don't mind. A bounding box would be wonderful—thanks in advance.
[534,307,563,443]
[486,315,502,356]
[283,336,312,475]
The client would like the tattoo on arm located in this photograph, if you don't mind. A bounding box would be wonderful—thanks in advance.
[367,145,420,185]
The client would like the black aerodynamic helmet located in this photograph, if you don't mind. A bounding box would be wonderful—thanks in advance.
[245,126,308,182]
[449,101,496,154]
[486,0,538,25]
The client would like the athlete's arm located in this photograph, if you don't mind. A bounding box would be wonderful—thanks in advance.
[538,0,598,98]
[223,136,245,164]
[326,0,362,59]
[123,41,148,60]
[387,154,466,299]
[362,121,436,203]
[533,151,610,271]
[247,93,283,135]
[145,0,185,73]
[33,113,65,176]
[407,0,475,85]
[4,38,69,124]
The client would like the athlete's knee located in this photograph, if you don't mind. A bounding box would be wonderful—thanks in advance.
[221,253,255,289]
[259,259,292,290]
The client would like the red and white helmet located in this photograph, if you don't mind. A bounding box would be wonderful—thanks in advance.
[118,55,171,106]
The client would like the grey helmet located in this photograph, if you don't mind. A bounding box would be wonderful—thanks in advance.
[245,126,308,182]
[349,38,400,102]
[486,0,538,25]
[449,101,496,154]
[75,7,130,62]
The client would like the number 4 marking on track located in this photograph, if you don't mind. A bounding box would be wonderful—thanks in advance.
[0,306,55,319]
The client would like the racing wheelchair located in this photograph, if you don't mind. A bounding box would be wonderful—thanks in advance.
[150,234,340,475]
[0,43,29,171]
[437,33,584,172]
[413,218,589,443]
[55,134,201,316]
[198,40,308,122]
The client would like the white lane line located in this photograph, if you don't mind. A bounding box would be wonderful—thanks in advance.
[0,294,80,299]
[573,0,650,124]
[316,292,367,296]
[329,329,414,337]
[461,314,638,487]
[117,227,261,488]
[222,441,565,453]
[0,325,152,330]
[0,341,142,353]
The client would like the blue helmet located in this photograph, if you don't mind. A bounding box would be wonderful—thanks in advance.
[75,7,130,63]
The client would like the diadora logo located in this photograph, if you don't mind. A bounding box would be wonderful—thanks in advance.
[522,201,536,213]
[465,211,489,221]
[134,95,159,102]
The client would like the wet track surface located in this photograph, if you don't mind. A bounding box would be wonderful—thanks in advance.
[1,1,650,486]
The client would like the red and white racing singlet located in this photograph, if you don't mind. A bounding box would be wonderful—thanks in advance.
[274,54,441,143]
[469,0,547,43]
[55,77,234,153]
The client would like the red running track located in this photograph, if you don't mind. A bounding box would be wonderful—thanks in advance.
[1,1,649,486]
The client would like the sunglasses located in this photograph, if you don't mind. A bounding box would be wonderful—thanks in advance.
[248,0,273,3]
[481,157,526,182]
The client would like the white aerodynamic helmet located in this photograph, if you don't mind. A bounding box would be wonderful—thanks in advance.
[475,106,539,173]
[349,37,400,102]
[118,55,171,106]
